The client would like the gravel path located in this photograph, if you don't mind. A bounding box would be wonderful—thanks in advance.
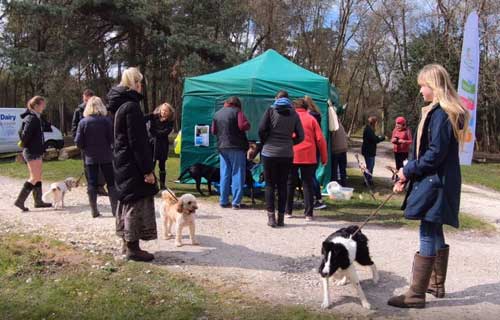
[1,174,499,320]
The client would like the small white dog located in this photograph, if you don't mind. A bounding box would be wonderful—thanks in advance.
[161,190,199,247]
[42,177,80,210]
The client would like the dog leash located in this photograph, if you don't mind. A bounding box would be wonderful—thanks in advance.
[351,191,396,238]
[165,187,179,202]
[75,172,85,186]
[350,165,404,237]
[354,154,377,201]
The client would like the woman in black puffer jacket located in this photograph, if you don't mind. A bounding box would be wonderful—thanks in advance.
[107,67,158,262]
[14,96,52,211]
[144,103,174,189]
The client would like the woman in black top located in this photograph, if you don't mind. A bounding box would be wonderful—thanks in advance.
[361,116,385,186]
[14,96,52,211]
[258,90,304,228]
[144,103,174,189]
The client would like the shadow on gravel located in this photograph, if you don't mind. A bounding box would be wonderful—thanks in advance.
[153,234,299,272]
[365,270,410,316]
[429,281,500,308]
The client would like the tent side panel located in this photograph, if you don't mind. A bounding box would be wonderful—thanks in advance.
[314,101,332,189]
[179,96,219,176]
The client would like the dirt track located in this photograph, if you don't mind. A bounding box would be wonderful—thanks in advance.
[1,172,500,319]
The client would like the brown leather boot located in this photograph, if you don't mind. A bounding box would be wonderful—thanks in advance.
[388,253,435,308]
[126,241,154,262]
[427,245,449,298]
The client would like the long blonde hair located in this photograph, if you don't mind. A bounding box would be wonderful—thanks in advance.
[304,95,320,114]
[120,67,143,92]
[417,64,470,144]
[84,96,107,117]
[153,102,174,121]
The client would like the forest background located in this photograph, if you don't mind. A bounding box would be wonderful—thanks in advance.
[0,0,498,152]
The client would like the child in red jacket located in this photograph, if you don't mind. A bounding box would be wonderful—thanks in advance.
[391,117,412,170]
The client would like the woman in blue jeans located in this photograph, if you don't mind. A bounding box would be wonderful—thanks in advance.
[211,96,251,209]
[388,64,470,308]
[75,96,117,218]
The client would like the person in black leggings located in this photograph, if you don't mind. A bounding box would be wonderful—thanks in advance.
[258,90,304,228]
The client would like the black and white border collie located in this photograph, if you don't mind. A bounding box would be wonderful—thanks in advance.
[319,225,379,309]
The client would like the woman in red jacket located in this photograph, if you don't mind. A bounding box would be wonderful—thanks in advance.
[285,98,328,222]
[391,116,412,170]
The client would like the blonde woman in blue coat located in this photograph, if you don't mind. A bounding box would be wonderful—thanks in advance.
[389,64,470,309]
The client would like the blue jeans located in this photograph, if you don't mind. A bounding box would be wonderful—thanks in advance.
[219,149,246,206]
[419,221,446,256]
[363,156,375,184]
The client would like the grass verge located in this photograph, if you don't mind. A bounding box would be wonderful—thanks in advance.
[461,163,500,192]
[0,156,494,232]
[0,233,337,320]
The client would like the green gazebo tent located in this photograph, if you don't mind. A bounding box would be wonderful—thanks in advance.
[179,49,340,188]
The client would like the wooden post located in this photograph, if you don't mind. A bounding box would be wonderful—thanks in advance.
[59,101,65,134]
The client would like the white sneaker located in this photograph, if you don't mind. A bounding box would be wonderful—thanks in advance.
[314,201,327,210]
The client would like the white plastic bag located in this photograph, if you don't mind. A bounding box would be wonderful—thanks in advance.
[328,103,339,132]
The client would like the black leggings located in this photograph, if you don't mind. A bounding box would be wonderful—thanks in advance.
[286,164,316,217]
[155,159,166,173]
[262,156,292,214]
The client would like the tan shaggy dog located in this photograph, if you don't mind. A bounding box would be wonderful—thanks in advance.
[161,190,199,247]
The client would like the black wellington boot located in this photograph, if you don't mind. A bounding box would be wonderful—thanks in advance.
[126,241,154,262]
[14,181,34,212]
[33,182,52,208]
[276,212,285,227]
[108,187,118,217]
[88,190,101,218]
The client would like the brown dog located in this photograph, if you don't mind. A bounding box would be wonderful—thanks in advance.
[161,190,199,247]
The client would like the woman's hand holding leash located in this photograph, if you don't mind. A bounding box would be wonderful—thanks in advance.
[393,168,407,193]
[144,172,155,184]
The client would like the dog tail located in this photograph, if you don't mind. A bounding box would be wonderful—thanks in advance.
[42,190,53,203]
[177,167,191,181]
